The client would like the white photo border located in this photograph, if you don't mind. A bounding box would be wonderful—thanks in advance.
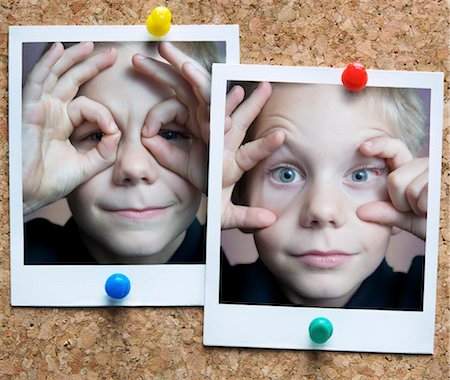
[204,63,444,353]
[9,25,240,307]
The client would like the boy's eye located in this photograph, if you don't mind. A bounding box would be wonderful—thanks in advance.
[347,167,387,184]
[158,129,190,143]
[88,131,105,143]
[271,166,302,184]
[351,169,369,182]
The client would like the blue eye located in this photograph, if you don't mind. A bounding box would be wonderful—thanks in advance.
[273,167,300,184]
[347,166,387,185]
[351,169,369,182]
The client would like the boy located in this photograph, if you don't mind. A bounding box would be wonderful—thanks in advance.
[220,81,427,310]
[23,41,222,264]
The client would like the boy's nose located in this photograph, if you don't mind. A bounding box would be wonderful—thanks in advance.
[112,142,158,186]
[299,182,347,228]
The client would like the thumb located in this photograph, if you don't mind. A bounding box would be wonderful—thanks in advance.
[357,201,426,240]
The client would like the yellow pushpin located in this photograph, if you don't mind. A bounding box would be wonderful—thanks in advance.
[146,6,172,37]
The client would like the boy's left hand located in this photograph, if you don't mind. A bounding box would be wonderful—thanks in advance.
[131,42,210,193]
[357,136,428,240]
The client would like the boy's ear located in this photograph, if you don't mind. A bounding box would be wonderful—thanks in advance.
[391,226,402,236]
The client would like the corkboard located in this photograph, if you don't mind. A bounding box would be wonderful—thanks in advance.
[0,0,448,378]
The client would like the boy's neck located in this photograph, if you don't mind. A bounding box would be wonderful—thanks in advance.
[77,229,186,264]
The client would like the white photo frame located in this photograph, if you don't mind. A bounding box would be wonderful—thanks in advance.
[9,25,239,307]
[204,63,443,353]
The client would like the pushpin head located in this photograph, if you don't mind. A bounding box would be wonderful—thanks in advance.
[341,62,368,92]
[309,317,333,344]
[105,274,131,299]
[146,6,172,37]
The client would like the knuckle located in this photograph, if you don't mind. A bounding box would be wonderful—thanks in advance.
[405,183,420,202]
[386,173,402,192]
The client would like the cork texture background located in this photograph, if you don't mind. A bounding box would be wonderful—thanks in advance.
[0,0,448,378]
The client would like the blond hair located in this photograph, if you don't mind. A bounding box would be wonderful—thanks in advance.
[362,87,427,155]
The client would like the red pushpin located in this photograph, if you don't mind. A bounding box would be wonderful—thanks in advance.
[341,62,368,92]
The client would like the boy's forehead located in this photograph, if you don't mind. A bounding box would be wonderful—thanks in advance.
[77,43,174,117]
[251,83,394,141]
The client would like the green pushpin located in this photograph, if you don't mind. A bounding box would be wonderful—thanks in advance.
[309,317,333,344]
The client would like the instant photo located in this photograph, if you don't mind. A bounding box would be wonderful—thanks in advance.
[9,25,239,306]
[204,64,443,353]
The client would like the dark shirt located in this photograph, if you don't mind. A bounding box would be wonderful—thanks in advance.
[25,218,205,265]
[220,254,424,310]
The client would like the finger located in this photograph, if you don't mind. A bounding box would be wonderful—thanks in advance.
[225,85,245,117]
[405,170,428,215]
[69,96,121,181]
[82,131,121,178]
[67,96,119,134]
[222,204,276,230]
[23,42,65,102]
[52,47,118,102]
[357,201,426,240]
[386,158,428,213]
[359,136,414,170]
[132,54,195,107]
[142,135,207,192]
[159,42,212,104]
[417,184,428,215]
[49,41,95,79]
[181,61,211,105]
[41,42,96,95]
[224,82,272,152]
[158,42,211,77]
[142,97,191,137]
[235,130,285,172]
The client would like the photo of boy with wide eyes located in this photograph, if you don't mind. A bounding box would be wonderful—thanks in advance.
[23,41,223,265]
[220,82,428,310]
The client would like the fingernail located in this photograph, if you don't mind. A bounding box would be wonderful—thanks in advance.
[50,42,58,51]
[162,41,174,49]
[362,141,374,149]
[135,53,147,61]
[108,121,119,133]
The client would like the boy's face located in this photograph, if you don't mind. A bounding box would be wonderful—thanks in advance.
[245,84,394,307]
[67,45,201,263]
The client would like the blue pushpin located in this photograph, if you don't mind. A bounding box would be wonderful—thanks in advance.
[105,274,131,299]
[309,317,333,344]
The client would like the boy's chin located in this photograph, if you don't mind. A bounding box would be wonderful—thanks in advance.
[285,281,360,308]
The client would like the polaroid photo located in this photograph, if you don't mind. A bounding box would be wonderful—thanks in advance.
[204,63,443,353]
[9,25,239,306]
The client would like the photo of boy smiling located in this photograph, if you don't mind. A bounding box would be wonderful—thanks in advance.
[220,81,428,310]
[22,40,224,265]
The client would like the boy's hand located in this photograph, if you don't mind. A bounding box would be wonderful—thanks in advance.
[357,136,428,239]
[222,82,285,230]
[22,42,120,215]
[132,42,210,192]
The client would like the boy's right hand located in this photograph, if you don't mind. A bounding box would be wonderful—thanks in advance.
[221,82,285,230]
[22,42,121,215]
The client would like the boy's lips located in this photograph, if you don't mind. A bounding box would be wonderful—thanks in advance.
[290,250,355,269]
[105,206,172,221]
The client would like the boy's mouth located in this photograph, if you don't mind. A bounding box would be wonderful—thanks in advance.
[106,206,172,221]
[290,250,355,269]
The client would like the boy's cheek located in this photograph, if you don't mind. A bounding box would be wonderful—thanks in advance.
[346,182,390,205]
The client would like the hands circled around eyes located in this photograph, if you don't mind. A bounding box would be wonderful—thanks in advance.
[357,136,428,240]
[132,46,285,231]
[22,42,121,215]
[132,42,211,194]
